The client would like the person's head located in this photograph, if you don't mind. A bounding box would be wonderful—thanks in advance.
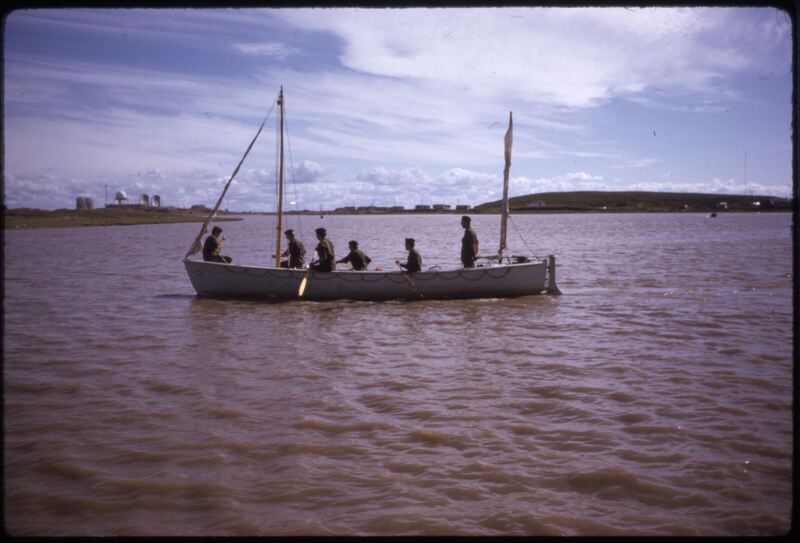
[348,240,358,250]
[315,227,326,240]
[284,229,295,240]
[405,237,415,250]
[211,226,223,237]
[461,215,471,228]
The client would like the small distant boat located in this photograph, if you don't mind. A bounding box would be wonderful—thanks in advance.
[183,88,560,300]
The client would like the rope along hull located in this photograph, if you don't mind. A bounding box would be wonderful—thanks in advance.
[184,258,550,301]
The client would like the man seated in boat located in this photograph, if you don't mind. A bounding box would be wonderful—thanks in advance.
[460,215,479,268]
[396,238,422,273]
[202,226,232,263]
[279,229,305,268]
[336,240,372,271]
[309,227,335,272]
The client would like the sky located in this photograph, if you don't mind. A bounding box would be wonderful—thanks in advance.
[2,6,794,211]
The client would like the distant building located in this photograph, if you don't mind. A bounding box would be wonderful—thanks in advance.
[106,189,151,209]
[455,204,471,211]
[415,204,431,210]
[716,201,728,210]
[526,200,546,208]
[432,204,451,211]
[390,206,405,212]
[101,190,165,210]
[75,196,94,210]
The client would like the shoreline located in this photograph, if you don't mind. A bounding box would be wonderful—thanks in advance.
[3,207,789,230]
[4,208,242,230]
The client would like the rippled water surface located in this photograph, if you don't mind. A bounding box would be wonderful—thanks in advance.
[3,212,794,536]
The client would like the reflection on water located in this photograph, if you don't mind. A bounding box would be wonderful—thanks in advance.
[3,213,793,536]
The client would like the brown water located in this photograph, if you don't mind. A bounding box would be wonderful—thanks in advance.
[3,212,794,536]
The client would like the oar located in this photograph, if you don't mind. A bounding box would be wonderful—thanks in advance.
[396,262,424,299]
[298,262,313,297]
[298,250,318,298]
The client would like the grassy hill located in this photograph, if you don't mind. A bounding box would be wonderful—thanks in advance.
[4,207,242,229]
[473,191,792,213]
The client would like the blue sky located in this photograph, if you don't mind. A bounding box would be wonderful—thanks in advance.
[3,6,793,211]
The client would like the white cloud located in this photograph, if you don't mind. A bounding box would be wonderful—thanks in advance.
[291,160,325,184]
[3,8,791,210]
[612,158,661,169]
[233,42,300,59]
[626,177,791,197]
[504,171,608,196]
[278,7,787,110]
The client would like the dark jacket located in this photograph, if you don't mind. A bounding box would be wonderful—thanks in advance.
[461,227,478,267]
[202,235,231,264]
[340,249,372,271]
[402,249,422,273]
[313,238,335,272]
[287,239,305,269]
[202,235,220,261]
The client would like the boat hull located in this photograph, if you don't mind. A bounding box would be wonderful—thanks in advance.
[183,258,554,301]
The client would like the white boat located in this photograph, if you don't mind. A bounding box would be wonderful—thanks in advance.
[183,88,561,301]
[184,257,557,301]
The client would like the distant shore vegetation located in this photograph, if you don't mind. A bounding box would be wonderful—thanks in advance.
[3,207,241,230]
[4,191,792,229]
[472,191,792,214]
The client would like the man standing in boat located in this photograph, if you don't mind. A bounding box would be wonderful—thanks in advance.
[202,226,232,263]
[397,238,422,273]
[309,227,335,272]
[279,229,305,269]
[337,240,372,271]
[460,216,479,268]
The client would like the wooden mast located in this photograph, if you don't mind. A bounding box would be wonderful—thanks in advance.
[498,111,512,260]
[185,105,272,259]
[275,87,285,267]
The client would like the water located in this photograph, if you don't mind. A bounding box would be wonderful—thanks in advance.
[3,212,793,536]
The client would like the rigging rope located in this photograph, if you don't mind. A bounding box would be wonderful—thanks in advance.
[184,98,277,259]
[509,214,540,260]
[283,106,305,243]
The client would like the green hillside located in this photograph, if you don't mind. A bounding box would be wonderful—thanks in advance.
[473,191,791,213]
[4,207,242,229]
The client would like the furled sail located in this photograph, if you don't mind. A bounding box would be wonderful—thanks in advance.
[498,111,513,259]
[184,101,275,259]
